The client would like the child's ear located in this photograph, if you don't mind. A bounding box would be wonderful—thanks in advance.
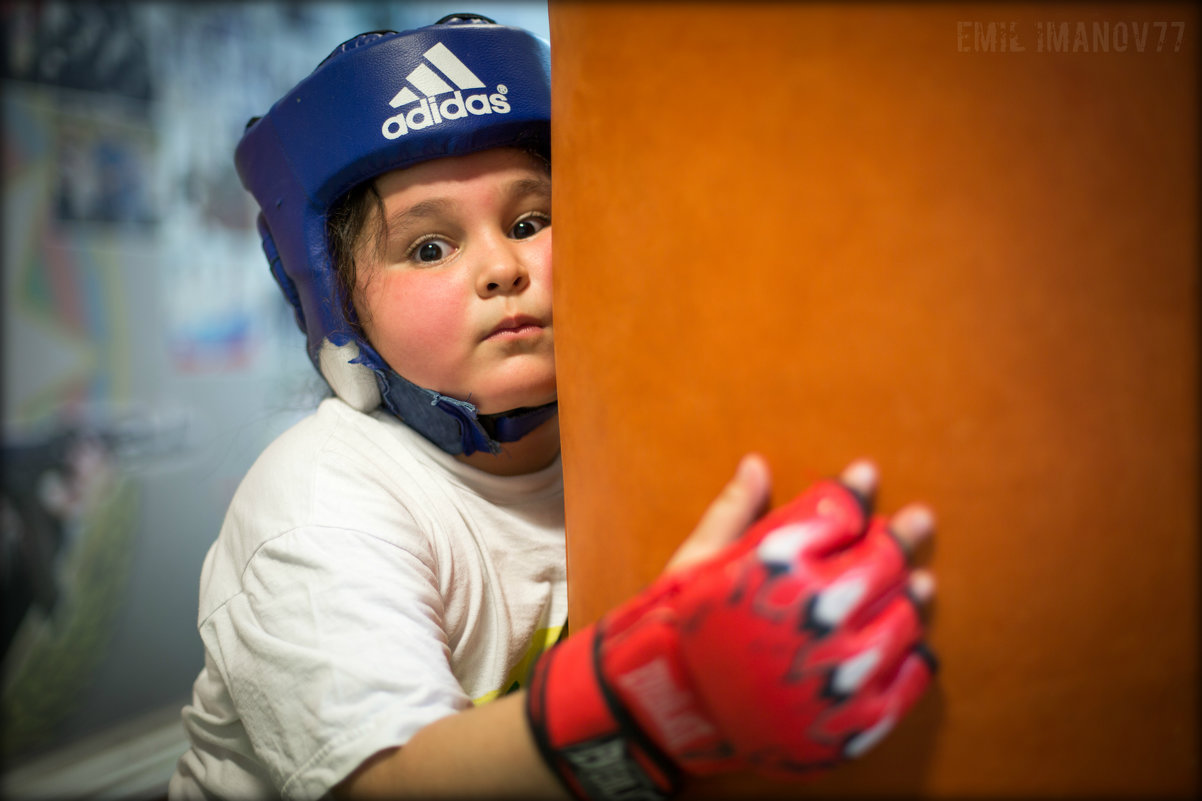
[319,339,382,411]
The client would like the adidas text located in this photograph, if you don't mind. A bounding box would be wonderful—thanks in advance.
[382,86,510,139]
[380,42,512,140]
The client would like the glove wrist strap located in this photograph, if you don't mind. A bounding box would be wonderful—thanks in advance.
[527,623,682,801]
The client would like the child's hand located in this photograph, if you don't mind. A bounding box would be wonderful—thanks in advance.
[667,456,934,583]
[661,454,773,573]
[527,457,937,800]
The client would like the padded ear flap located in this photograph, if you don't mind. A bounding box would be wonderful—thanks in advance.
[258,214,306,335]
[318,338,382,412]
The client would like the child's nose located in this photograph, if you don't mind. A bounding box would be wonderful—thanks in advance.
[476,243,529,296]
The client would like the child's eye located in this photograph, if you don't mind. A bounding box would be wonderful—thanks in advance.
[409,237,454,264]
[510,215,549,240]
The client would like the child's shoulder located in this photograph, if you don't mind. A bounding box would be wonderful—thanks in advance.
[225,398,438,524]
[245,397,428,490]
[198,398,444,619]
[209,399,453,560]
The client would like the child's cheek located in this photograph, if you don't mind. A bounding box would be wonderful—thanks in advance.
[383,271,472,366]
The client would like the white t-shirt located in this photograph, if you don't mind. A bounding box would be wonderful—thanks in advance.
[169,397,567,800]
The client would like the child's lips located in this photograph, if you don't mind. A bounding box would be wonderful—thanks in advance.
[484,314,546,341]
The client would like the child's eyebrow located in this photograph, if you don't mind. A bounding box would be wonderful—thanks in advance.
[508,176,552,201]
[384,198,454,238]
[382,174,551,239]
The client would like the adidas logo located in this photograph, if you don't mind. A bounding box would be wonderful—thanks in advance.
[381,42,511,140]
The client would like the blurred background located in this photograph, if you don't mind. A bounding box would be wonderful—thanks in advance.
[1,2,549,797]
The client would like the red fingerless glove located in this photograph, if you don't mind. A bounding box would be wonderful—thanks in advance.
[526,479,937,801]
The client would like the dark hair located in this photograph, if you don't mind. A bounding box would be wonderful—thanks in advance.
[326,181,385,334]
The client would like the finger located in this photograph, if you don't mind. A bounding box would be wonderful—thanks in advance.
[817,641,937,761]
[907,569,936,607]
[807,517,909,632]
[818,592,923,700]
[838,459,878,516]
[887,503,936,560]
[665,453,772,573]
[843,645,935,759]
[754,463,880,573]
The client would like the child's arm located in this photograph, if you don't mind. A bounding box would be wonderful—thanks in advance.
[333,690,563,798]
[336,456,935,799]
[332,457,776,800]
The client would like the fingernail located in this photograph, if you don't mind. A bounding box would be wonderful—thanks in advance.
[736,455,752,481]
[841,460,877,493]
[736,454,760,483]
[909,570,935,602]
[899,505,935,534]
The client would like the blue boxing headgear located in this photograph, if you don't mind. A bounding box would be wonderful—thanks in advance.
[235,14,555,456]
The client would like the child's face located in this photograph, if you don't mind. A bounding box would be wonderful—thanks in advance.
[352,148,555,415]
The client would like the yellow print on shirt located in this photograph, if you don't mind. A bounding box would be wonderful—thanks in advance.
[472,623,564,705]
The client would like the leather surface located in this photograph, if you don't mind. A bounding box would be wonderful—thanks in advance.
[549,2,1198,797]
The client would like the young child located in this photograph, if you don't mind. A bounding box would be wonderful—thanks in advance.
[170,14,937,801]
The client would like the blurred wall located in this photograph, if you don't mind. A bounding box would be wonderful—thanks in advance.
[1,0,549,775]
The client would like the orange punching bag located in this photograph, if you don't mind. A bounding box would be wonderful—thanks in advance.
[549,2,1197,798]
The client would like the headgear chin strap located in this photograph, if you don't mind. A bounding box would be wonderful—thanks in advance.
[236,16,554,456]
[321,336,557,456]
[377,364,559,456]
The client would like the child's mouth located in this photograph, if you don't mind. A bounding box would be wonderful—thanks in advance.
[485,315,544,340]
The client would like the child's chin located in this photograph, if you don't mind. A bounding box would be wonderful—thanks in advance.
[471,370,557,415]
[476,386,558,416]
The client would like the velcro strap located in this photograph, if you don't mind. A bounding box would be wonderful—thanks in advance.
[526,624,679,800]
